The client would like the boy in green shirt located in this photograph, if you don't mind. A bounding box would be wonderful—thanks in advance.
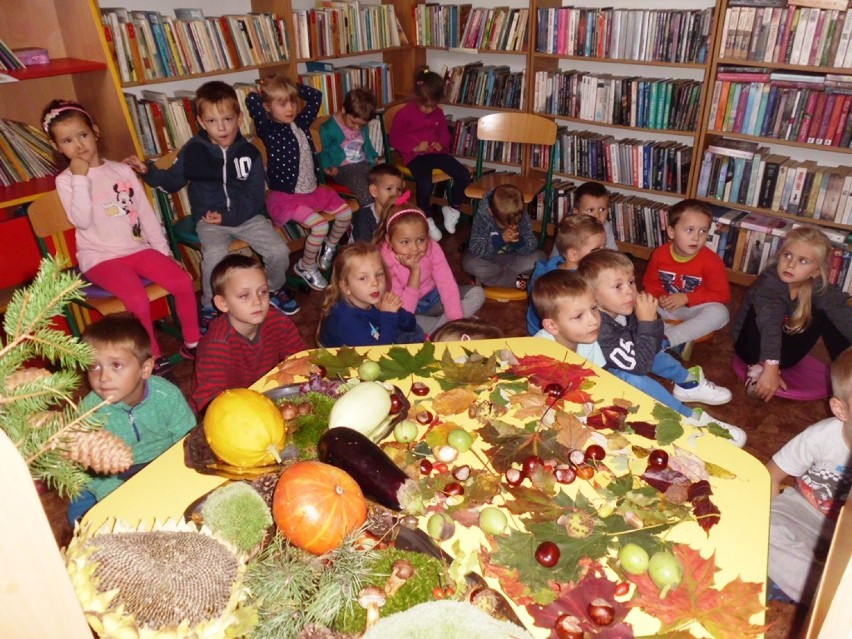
[67,312,195,523]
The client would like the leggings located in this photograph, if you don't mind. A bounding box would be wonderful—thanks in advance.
[84,249,200,357]
[734,307,850,368]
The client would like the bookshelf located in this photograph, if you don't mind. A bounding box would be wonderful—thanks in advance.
[693,0,852,291]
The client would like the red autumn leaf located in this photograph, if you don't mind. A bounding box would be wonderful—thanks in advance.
[628,420,658,440]
[627,545,767,639]
[509,355,597,404]
[526,573,634,639]
[480,553,538,606]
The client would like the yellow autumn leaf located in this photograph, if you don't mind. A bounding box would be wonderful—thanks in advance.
[509,389,550,420]
[261,354,314,388]
[433,387,479,416]
[555,411,593,450]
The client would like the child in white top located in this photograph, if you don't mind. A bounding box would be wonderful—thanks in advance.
[44,99,199,367]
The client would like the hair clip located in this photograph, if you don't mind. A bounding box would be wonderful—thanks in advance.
[42,105,90,133]
[395,190,412,206]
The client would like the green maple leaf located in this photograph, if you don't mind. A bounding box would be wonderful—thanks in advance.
[376,343,440,381]
[463,469,502,507]
[503,485,566,522]
[489,380,527,409]
[309,347,364,378]
[479,420,573,473]
[653,403,684,445]
[436,348,498,390]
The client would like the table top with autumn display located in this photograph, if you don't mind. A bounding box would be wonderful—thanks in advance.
[82,337,770,639]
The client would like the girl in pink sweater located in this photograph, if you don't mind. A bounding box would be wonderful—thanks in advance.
[376,198,484,335]
[44,100,200,366]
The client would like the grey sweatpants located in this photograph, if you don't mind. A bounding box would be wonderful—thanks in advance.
[416,285,486,335]
[463,251,545,288]
[196,215,290,307]
[659,302,729,347]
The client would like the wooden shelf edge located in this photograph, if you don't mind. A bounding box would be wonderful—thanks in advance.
[420,45,526,56]
[0,176,57,210]
[550,172,685,199]
[705,130,852,156]
[120,60,290,88]
[533,52,706,69]
[537,112,698,138]
[6,58,107,80]
[446,102,524,113]
[296,46,406,63]
[694,196,852,232]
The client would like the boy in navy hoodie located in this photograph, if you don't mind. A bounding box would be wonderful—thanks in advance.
[124,81,298,328]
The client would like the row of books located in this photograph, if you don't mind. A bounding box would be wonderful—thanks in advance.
[535,7,713,64]
[708,69,852,147]
[697,139,852,224]
[444,63,525,110]
[299,61,394,117]
[101,8,290,85]
[0,39,25,72]
[414,4,529,52]
[447,117,522,165]
[720,4,852,68]
[292,1,407,60]
[126,84,258,158]
[531,179,577,225]
[536,131,692,195]
[532,71,703,132]
[0,119,56,187]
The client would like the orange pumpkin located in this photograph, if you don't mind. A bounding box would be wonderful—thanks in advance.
[272,461,367,554]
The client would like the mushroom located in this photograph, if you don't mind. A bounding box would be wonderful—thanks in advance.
[357,586,386,630]
[384,558,414,597]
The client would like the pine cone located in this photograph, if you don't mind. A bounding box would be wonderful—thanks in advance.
[251,472,281,507]
[28,410,60,430]
[366,504,396,538]
[4,367,51,391]
[61,429,134,474]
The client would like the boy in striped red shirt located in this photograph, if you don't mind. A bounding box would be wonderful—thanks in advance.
[191,254,307,414]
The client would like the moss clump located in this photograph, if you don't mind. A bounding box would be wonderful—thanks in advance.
[336,548,446,635]
[287,392,335,458]
[200,482,272,553]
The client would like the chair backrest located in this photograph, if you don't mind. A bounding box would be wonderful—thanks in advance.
[310,115,329,151]
[250,135,268,165]
[154,149,179,170]
[475,113,557,146]
[379,102,407,163]
[27,190,73,240]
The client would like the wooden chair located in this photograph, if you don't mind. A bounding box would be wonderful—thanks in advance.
[464,113,558,248]
[26,190,180,339]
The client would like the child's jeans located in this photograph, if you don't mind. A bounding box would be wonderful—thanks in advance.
[607,351,692,417]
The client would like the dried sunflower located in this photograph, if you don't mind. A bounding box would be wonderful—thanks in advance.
[65,518,257,639]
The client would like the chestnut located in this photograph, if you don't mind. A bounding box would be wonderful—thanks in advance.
[452,464,471,481]
[419,459,433,475]
[505,468,524,487]
[554,614,584,639]
[411,381,430,396]
[297,402,313,416]
[416,410,434,425]
[587,598,615,626]
[443,482,464,496]
[553,464,577,484]
[569,448,586,466]
[544,382,564,398]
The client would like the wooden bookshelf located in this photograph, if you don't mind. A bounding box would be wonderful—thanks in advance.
[6,58,107,80]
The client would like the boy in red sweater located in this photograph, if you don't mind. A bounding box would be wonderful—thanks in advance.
[643,199,730,351]
[191,254,308,414]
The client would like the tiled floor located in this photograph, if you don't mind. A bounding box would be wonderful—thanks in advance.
[40,222,818,636]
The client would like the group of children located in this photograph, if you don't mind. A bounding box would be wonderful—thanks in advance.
[43,70,852,607]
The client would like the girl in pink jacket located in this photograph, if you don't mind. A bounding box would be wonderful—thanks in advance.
[44,99,200,368]
[376,197,484,335]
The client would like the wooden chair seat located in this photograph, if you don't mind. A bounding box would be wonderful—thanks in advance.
[484,287,528,302]
[465,173,548,202]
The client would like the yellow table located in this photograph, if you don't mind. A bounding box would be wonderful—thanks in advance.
[86,337,770,636]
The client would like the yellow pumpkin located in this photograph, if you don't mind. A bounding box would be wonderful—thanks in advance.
[204,388,285,468]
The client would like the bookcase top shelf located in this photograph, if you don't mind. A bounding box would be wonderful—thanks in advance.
[5,58,108,81]
[716,57,852,76]
[705,129,852,156]
[533,53,707,70]
[0,176,56,211]
[695,195,852,232]
[120,60,287,88]
[540,112,699,138]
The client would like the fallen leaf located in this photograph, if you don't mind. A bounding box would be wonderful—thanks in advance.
[509,355,597,404]
[509,388,552,420]
[264,354,313,386]
[437,348,498,389]
[627,545,767,639]
[555,411,593,450]
[433,387,479,416]
[308,347,364,377]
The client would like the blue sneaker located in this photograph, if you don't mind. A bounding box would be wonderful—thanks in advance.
[200,306,219,335]
[270,288,300,316]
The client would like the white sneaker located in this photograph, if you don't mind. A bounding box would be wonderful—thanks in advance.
[672,366,732,406]
[293,260,328,291]
[426,217,443,242]
[690,409,747,448]
[442,205,461,234]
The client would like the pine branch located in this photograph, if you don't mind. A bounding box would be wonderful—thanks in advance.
[25,400,107,466]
